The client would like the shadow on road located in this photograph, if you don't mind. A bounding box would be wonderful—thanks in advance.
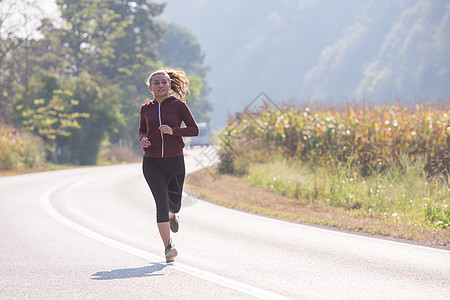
[91,263,166,280]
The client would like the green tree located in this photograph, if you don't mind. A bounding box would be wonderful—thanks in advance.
[186,74,212,123]
[0,0,40,122]
[61,72,123,165]
[13,72,88,162]
[158,23,208,77]
[53,0,130,77]
[103,0,165,83]
[103,0,167,149]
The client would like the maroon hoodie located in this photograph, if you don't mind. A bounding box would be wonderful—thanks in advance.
[138,96,199,158]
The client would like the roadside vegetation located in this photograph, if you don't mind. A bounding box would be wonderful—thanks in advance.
[245,154,449,229]
[0,125,44,170]
[186,102,450,247]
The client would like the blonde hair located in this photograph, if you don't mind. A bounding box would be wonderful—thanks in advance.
[146,69,190,100]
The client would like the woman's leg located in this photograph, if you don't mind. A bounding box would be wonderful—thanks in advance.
[167,173,185,214]
[157,222,171,247]
[142,157,172,247]
[166,156,186,214]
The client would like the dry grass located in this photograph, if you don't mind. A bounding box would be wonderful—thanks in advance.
[186,167,450,250]
[0,166,68,177]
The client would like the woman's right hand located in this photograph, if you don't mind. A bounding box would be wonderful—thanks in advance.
[141,137,151,148]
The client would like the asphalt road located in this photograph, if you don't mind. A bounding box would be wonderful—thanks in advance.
[1,147,449,299]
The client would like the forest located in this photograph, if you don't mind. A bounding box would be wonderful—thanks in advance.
[0,0,212,169]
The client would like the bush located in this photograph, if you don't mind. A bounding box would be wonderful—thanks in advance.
[0,125,44,170]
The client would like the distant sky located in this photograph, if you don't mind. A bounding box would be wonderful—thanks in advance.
[0,0,59,39]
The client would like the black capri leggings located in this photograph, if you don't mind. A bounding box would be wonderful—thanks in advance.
[142,155,185,223]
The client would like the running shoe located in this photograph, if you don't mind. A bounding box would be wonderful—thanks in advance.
[165,238,178,263]
[169,215,179,233]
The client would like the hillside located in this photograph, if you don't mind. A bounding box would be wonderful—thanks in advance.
[159,0,450,128]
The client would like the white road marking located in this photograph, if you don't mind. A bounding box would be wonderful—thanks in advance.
[40,182,293,300]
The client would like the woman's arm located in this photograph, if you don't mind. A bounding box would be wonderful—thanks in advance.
[172,102,199,137]
[138,106,148,141]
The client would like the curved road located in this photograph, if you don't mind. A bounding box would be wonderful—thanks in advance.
[1,147,449,299]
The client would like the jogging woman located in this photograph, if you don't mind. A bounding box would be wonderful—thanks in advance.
[139,69,199,263]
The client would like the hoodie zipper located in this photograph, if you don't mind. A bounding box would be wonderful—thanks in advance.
[158,102,164,158]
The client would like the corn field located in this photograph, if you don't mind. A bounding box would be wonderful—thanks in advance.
[220,104,450,178]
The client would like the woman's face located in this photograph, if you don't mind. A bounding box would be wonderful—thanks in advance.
[149,74,171,98]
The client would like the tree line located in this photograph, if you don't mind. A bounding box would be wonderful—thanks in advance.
[0,0,211,166]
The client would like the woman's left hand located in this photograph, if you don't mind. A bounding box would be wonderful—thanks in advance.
[159,125,173,135]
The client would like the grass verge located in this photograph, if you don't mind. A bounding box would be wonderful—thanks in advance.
[186,166,450,249]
